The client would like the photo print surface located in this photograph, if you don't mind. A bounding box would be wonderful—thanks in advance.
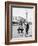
[11,7,34,39]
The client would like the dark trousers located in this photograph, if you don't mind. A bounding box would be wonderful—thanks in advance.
[26,28,29,34]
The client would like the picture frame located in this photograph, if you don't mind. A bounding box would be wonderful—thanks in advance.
[5,1,37,45]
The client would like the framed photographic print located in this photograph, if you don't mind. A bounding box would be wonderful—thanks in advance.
[5,1,37,45]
